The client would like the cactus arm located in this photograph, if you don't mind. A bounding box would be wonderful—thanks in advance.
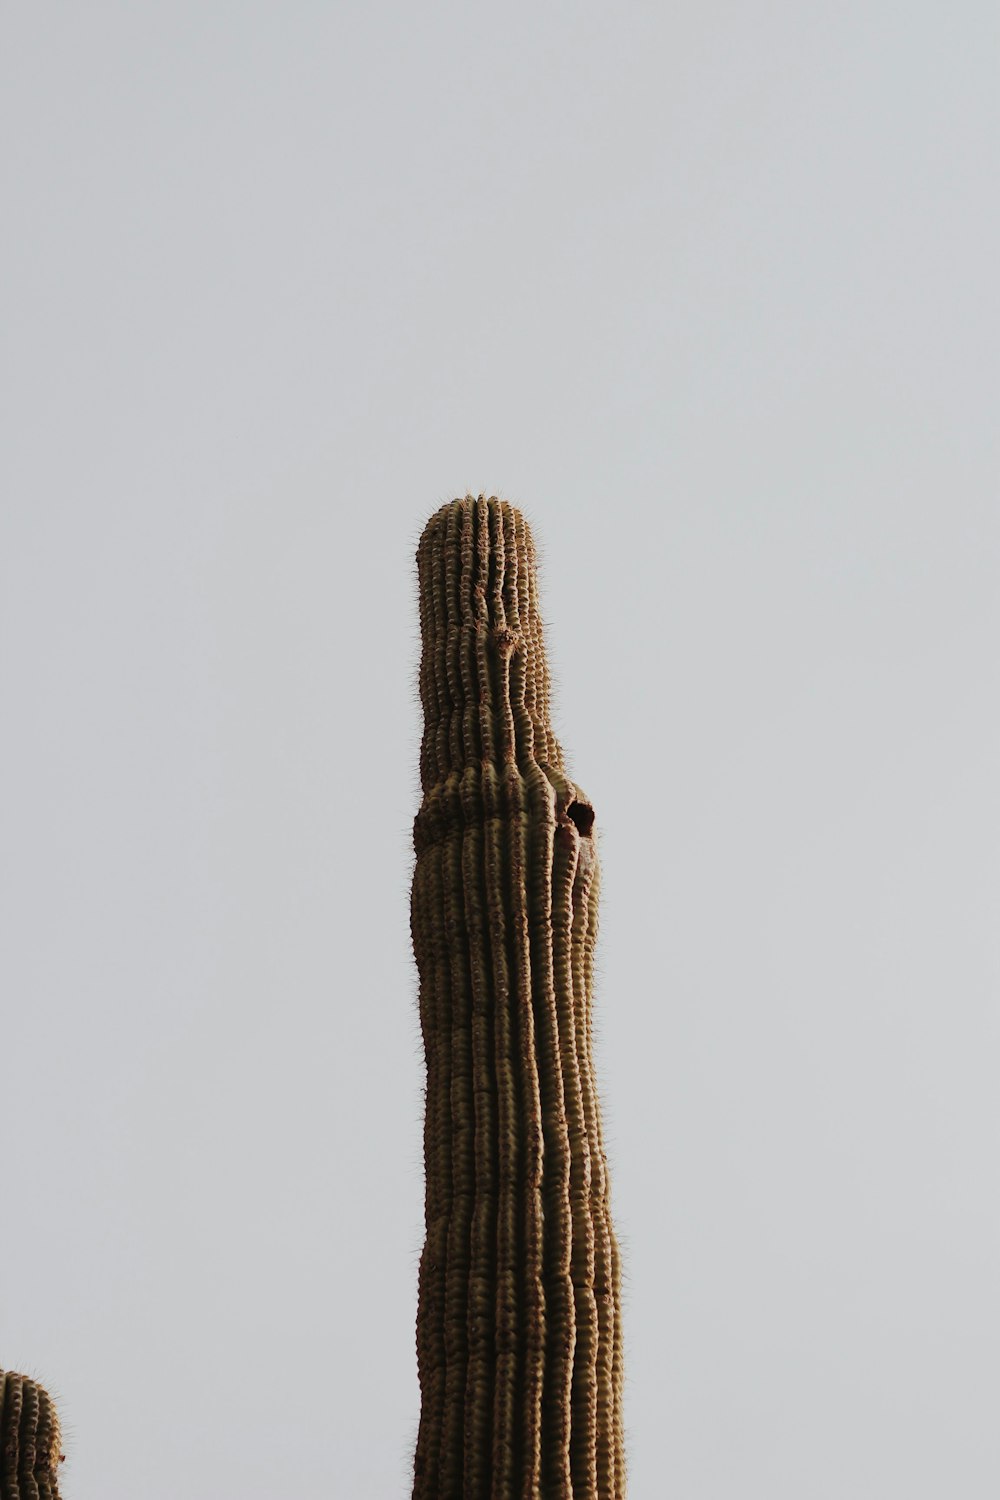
[0,1370,64,1500]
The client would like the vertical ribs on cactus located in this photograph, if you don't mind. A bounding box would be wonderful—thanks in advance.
[0,1369,64,1499]
[410,496,625,1498]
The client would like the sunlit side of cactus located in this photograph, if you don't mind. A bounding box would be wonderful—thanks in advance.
[410,496,625,1499]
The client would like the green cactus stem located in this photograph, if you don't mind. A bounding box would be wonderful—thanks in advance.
[0,1370,64,1500]
[410,496,625,1499]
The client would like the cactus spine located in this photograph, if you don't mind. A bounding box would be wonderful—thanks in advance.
[0,1371,63,1499]
[410,496,625,1499]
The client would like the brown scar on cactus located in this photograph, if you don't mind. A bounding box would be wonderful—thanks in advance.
[0,1368,65,1499]
[410,495,625,1499]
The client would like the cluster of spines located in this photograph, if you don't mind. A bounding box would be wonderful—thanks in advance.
[0,1371,63,1500]
[411,496,624,1498]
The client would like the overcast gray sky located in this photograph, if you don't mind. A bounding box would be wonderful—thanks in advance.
[2,4,998,1497]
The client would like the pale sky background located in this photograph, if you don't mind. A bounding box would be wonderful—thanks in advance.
[2,5,998,1497]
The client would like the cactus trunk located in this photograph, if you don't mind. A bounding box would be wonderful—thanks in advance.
[410,496,625,1499]
[0,1371,63,1499]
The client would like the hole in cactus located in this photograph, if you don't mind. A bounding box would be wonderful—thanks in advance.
[566,800,595,838]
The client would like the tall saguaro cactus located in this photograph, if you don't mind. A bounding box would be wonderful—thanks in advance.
[410,496,625,1499]
[0,1370,64,1499]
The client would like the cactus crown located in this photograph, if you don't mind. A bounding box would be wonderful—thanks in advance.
[0,1370,64,1500]
[415,494,565,788]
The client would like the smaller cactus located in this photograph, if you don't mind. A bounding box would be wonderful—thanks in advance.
[0,1369,64,1499]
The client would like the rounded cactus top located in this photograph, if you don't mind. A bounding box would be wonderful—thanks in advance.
[0,1369,64,1499]
[415,495,565,790]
